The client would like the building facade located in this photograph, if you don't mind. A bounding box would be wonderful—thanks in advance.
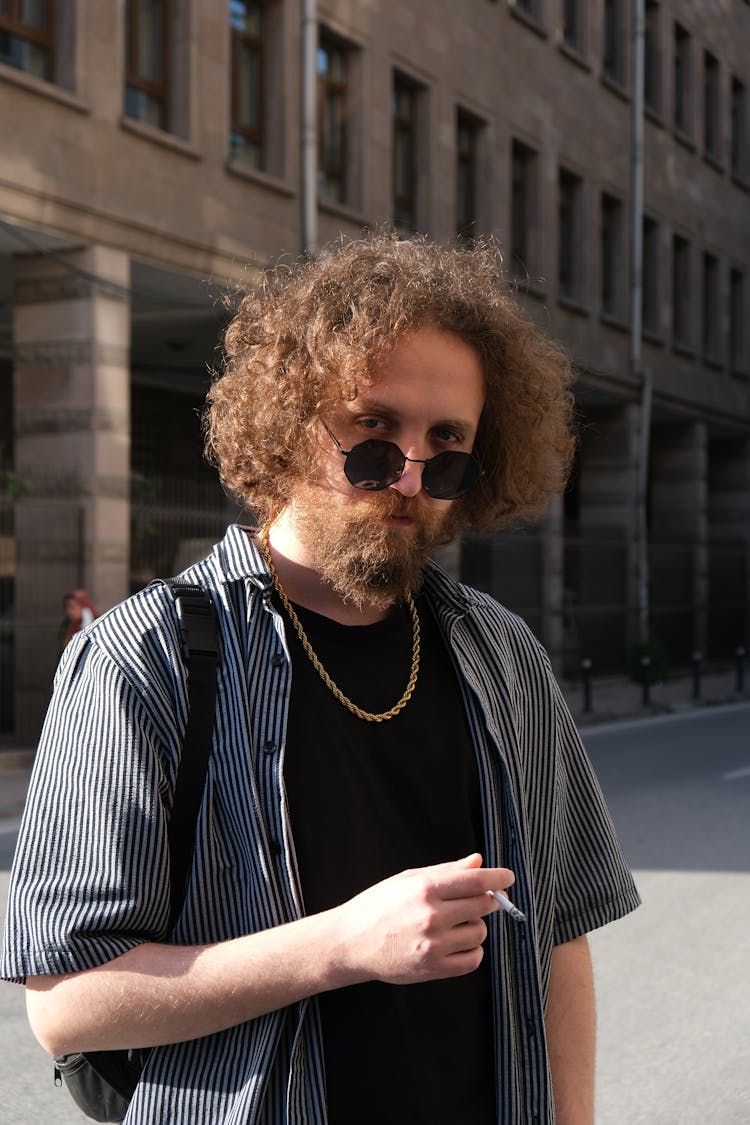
[0,0,748,741]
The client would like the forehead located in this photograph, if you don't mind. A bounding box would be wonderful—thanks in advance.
[349,326,485,420]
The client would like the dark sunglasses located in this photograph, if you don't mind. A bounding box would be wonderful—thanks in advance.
[324,425,481,500]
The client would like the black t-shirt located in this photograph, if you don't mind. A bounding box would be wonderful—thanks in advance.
[281,592,497,1125]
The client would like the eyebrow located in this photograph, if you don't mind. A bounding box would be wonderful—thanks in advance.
[343,397,475,436]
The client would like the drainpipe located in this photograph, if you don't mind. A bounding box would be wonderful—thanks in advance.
[630,0,650,645]
[301,0,318,257]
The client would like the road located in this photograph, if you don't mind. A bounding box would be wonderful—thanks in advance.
[585,702,750,1125]
[1,702,748,1123]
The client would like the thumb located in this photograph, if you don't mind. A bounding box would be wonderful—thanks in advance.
[457,852,484,869]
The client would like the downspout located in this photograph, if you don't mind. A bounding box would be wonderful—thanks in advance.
[630,0,650,645]
[301,0,318,258]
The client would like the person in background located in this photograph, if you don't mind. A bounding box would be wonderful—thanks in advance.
[58,588,98,648]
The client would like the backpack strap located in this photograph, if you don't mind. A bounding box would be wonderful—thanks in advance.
[164,580,219,932]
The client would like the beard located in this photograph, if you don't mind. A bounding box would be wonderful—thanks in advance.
[288,484,465,612]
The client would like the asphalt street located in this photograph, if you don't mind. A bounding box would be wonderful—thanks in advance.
[0,703,748,1123]
[585,703,750,1125]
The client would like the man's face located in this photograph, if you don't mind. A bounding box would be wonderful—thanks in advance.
[285,326,486,610]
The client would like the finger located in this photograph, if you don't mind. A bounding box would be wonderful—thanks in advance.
[431,865,516,902]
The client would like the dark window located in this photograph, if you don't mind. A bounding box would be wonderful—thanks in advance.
[701,253,721,362]
[456,109,480,241]
[644,1,661,113]
[393,73,418,232]
[731,77,747,181]
[603,0,625,85]
[600,193,624,318]
[562,0,584,53]
[0,0,54,81]
[673,22,692,137]
[511,139,538,280]
[230,0,266,169]
[730,268,747,371]
[125,0,170,130]
[642,216,660,336]
[703,51,720,160]
[318,32,349,205]
[672,234,692,347]
[558,168,585,302]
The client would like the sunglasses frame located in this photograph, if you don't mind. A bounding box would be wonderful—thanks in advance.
[323,424,481,500]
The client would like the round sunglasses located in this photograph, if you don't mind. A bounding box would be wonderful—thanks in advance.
[325,425,481,500]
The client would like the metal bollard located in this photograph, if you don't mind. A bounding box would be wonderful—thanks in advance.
[737,646,747,694]
[640,655,651,707]
[580,657,592,713]
[691,651,702,701]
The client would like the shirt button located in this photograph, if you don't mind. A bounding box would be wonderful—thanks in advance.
[263,739,277,754]
[271,652,285,668]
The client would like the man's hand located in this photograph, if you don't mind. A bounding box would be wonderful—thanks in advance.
[26,853,514,1055]
[331,852,515,985]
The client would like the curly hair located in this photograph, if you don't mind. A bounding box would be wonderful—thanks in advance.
[205,232,575,530]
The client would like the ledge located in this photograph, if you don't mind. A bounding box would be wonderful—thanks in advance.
[672,340,696,360]
[119,116,203,160]
[558,295,590,317]
[600,73,630,103]
[508,2,548,39]
[557,41,591,73]
[0,62,90,113]
[319,197,370,227]
[225,161,296,197]
[599,311,629,334]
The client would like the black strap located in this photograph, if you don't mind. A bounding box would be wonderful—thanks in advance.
[164,581,219,933]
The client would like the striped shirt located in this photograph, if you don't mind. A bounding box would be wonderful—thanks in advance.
[1,523,640,1124]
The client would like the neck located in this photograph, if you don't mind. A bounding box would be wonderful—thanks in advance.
[260,515,394,626]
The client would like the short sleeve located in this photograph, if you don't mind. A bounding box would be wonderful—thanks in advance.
[549,678,641,945]
[0,635,173,983]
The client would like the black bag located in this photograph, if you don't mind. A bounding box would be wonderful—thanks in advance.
[53,581,219,1122]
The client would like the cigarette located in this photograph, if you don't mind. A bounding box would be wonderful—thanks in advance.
[488,889,527,923]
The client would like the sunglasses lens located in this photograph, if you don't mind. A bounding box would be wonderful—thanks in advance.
[422,452,480,500]
[343,440,404,491]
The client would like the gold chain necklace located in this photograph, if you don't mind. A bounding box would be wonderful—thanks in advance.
[258,529,420,723]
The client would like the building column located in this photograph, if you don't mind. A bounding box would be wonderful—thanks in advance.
[708,436,750,657]
[649,422,708,661]
[13,245,130,741]
[573,402,640,670]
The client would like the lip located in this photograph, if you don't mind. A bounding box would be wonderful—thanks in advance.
[383,514,414,527]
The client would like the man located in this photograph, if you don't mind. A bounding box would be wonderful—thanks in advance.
[1,234,639,1124]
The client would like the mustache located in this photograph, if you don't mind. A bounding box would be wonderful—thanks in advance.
[348,491,425,519]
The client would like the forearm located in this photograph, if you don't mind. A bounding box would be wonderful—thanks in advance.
[545,934,596,1125]
[26,909,351,1056]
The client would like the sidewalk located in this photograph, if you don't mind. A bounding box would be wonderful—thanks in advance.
[1,668,748,823]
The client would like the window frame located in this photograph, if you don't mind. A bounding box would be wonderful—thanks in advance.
[671,233,693,350]
[642,215,661,338]
[510,138,539,283]
[600,192,625,320]
[700,252,721,364]
[317,29,349,207]
[558,166,586,305]
[456,108,481,241]
[673,21,692,139]
[124,0,171,131]
[602,0,626,88]
[729,268,748,374]
[730,76,747,184]
[392,71,420,233]
[0,0,55,81]
[229,0,267,169]
[644,0,661,115]
[702,50,721,163]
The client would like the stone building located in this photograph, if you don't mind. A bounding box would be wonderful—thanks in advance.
[0,0,748,741]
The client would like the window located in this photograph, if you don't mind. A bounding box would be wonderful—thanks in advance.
[0,0,54,80]
[672,234,692,348]
[731,77,747,182]
[600,193,624,319]
[644,1,661,114]
[673,22,692,137]
[603,0,625,86]
[703,51,720,161]
[230,1,267,169]
[558,168,585,303]
[456,110,481,241]
[730,269,747,372]
[125,0,170,130]
[393,73,420,232]
[642,216,661,336]
[562,0,584,54]
[510,139,539,281]
[318,32,349,206]
[701,253,721,362]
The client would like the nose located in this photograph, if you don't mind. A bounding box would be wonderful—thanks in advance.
[389,444,426,499]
